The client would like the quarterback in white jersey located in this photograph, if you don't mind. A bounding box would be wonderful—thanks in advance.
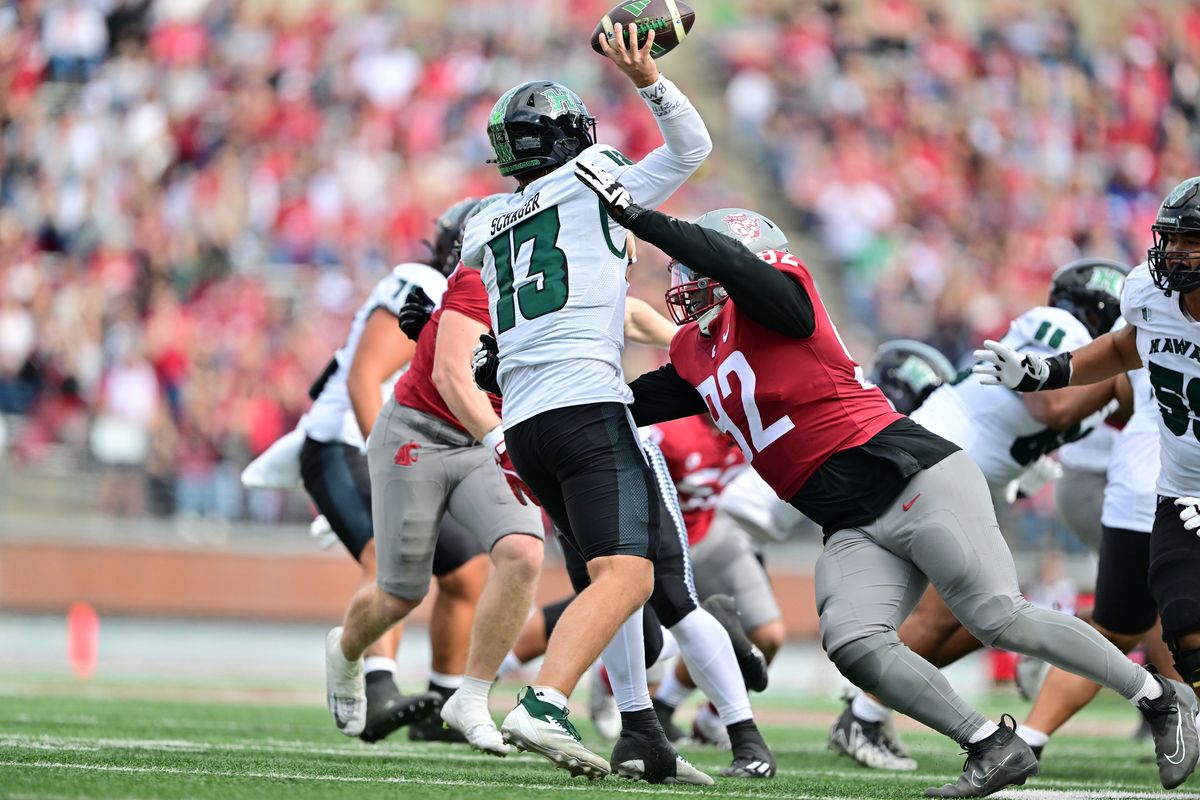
[977,176,1200,716]
[465,27,715,784]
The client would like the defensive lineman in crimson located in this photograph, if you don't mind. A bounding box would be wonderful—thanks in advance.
[561,159,1200,797]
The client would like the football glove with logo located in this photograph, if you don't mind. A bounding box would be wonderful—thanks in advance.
[973,340,1072,392]
[482,426,538,507]
[398,286,435,342]
[576,160,641,223]
[472,334,502,395]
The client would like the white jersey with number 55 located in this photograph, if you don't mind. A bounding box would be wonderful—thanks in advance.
[461,76,711,429]
[912,306,1095,488]
[1121,262,1200,498]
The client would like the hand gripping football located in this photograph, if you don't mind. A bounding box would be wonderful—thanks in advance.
[591,0,696,58]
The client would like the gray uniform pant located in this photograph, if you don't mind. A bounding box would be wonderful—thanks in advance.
[816,450,1145,744]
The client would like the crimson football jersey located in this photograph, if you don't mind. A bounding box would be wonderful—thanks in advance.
[668,250,902,501]
[645,415,747,546]
[393,267,502,434]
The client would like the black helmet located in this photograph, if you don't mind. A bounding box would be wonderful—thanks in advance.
[487,81,596,179]
[1048,257,1130,339]
[868,340,957,416]
[1149,177,1200,295]
[427,197,483,276]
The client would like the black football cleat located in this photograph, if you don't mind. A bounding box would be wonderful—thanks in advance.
[359,679,443,744]
[701,594,769,693]
[1137,671,1200,789]
[408,712,467,743]
[923,715,1039,798]
[608,709,712,785]
[724,720,776,778]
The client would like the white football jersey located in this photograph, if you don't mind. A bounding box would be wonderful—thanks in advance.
[299,263,447,448]
[912,306,1095,488]
[461,76,711,429]
[1121,262,1200,498]
[1101,364,1159,533]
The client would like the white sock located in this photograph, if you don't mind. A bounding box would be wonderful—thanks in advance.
[497,652,523,678]
[429,671,463,690]
[967,720,1000,744]
[1131,670,1164,704]
[850,691,892,724]
[532,685,569,711]
[363,656,396,675]
[601,607,653,712]
[458,675,493,703]
[654,668,694,708]
[1016,725,1049,748]
[670,608,753,725]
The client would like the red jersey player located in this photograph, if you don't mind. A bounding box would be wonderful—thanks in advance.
[557,159,1197,798]
[644,415,746,547]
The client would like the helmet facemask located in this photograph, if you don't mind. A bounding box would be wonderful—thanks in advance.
[665,260,727,333]
[1149,227,1200,296]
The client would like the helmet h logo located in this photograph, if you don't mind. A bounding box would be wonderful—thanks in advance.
[541,88,580,116]
[723,213,762,244]
[393,441,421,467]
[1086,267,1125,299]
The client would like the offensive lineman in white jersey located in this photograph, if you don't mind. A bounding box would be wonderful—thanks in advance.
[242,201,490,743]
[460,25,712,782]
[978,177,1200,785]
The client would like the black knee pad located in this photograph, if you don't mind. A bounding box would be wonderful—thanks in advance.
[1150,498,1200,641]
[1173,646,1200,692]
[1093,526,1156,636]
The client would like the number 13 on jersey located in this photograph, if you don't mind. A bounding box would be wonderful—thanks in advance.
[487,208,569,333]
[698,350,795,460]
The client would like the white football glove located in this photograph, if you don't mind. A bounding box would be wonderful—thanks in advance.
[575,159,633,219]
[1004,456,1063,503]
[1176,497,1200,532]
[973,340,1053,391]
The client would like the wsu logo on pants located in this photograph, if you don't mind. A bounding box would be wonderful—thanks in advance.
[393,441,421,466]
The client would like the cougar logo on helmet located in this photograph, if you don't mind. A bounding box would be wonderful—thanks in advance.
[723,213,762,243]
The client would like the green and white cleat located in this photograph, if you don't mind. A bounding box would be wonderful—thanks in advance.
[501,687,610,780]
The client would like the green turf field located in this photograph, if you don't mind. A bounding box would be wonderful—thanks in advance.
[2,686,1199,800]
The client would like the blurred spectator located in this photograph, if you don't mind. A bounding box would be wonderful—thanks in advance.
[0,0,725,522]
[711,0,1200,365]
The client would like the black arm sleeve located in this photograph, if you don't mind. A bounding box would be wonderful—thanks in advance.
[627,363,710,426]
[623,206,815,338]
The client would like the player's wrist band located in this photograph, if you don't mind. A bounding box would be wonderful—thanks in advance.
[1040,352,1072,390]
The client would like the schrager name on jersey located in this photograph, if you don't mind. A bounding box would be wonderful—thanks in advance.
[489,192,541,237]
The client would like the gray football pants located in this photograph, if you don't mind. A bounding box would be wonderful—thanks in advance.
[816,450,1145,745]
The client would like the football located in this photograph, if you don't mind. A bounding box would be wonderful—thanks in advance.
[590,0,696,59]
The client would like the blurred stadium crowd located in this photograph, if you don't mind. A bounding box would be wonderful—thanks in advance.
[713,0,1200,356]
[2,0,1199,524]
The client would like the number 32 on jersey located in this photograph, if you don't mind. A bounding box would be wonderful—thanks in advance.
[697,351,794,460]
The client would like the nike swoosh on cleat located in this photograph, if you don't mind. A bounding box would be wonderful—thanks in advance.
[1165,715,1186,765]
[902,493,921,512]
[969,753,1015,788]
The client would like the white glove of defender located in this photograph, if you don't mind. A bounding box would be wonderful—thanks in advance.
[973,340,1052,391]
[1004,456,1064,504]
[1176,497,1200,532]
